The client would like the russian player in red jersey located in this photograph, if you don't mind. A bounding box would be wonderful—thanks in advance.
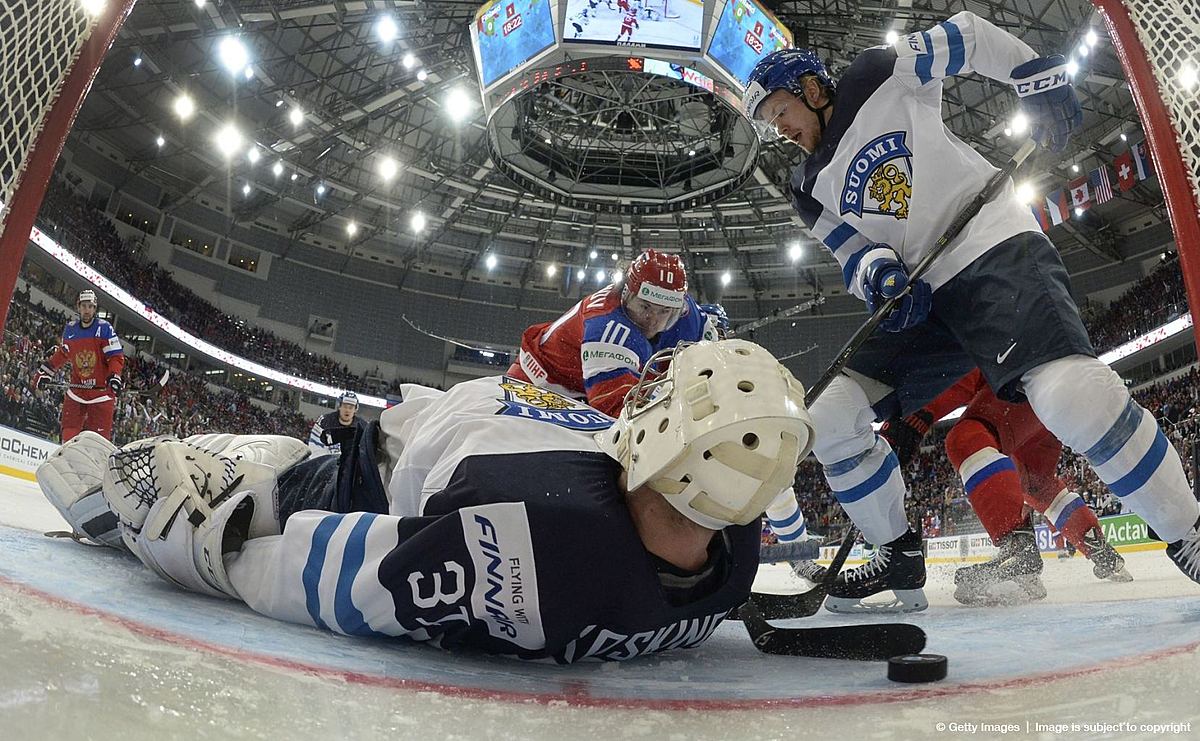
[509,249,714,417]
[615,3,640,42]
[882,367,1131,604]
[32,289,125,441]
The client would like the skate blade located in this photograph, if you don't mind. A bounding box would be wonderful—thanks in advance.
[1105,567,1134,583]
[825,589,928,615]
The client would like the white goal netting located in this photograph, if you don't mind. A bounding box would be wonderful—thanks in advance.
[0,1,99,229]
[1100,0,1200,217]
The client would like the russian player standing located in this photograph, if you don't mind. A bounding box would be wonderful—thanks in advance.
[32,289,125,441]
[615,3,640,43]
[742,11,1200,608]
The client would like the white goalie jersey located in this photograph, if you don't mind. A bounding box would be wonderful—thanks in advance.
[788,11,1043,301]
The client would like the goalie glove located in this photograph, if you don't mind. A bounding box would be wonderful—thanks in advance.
[100,435,309,598]
[36,431,126,549]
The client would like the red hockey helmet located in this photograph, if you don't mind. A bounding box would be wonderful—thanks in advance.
[623,249,688,309]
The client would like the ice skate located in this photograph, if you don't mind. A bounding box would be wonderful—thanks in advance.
[954,527,1046,605]
[824,529,927,614]
[1165,515,1200,585]
[790,559,827,585]
[1082,528,1132,582]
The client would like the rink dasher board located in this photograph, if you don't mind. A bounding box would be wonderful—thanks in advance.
[1,524,1198,709]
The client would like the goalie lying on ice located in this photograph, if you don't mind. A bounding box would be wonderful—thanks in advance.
[36,340,815,663]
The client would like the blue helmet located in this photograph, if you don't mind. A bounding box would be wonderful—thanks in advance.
[698,303,730,336]
[337,391,359,409]
[742,49,836,121]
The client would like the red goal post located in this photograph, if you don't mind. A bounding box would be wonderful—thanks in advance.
[1092,0,1200,348]
[0,0,136,331]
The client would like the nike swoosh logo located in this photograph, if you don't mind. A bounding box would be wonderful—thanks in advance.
[997,342,1018,364]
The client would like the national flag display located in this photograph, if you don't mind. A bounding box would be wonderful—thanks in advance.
[1030,203,1051,231]
[1113,150,1136,191]
[1045,189,1070,225]
[1067,176,1091,211]
[1088,166,1114,205]
[1133,140,1153,181]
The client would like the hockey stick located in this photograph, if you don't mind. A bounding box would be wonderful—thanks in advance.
[43,369,170,397]
[740,525,859,620]
[738,599,926,660]
[740,141,1038,653]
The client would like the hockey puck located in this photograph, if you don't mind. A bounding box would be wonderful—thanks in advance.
[887,654,948,683]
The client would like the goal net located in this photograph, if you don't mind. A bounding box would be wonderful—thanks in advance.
[1092,0,1200,340]
[0,0,134,330]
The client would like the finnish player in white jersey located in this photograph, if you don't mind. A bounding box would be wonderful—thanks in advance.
[35,341,816,662]
[742,11,1200,611]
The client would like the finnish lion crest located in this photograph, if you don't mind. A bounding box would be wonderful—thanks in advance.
[839,131,914,220]
[867,164,911,220]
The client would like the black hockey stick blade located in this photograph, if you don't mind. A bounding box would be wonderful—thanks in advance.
[739,599,926,660]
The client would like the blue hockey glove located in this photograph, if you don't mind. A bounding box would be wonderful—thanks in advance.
[861,247,932,333]
[1011,55,1082,153]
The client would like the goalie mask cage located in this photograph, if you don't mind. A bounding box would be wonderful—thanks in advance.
[1093,0,1200,347]
[0,0,135,331]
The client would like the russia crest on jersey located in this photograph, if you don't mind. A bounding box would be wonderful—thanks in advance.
[496,378,614,431]
[839,131,913,220]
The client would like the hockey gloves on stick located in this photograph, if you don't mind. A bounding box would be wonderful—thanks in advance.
[1011,55,1082,153]
[860,246,931,333]
[878,408,934,467]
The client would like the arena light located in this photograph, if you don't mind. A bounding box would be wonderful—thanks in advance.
[588,249,598,260]
[242,183,251,196]
[155,135,165,148]
[134,56,143,67]
[411,211,426,233]
[194,0,206,7]
[346,221,358,237]
[612,270,623,284]
[1078,43,1089,58]
[1120,132,1128,142]
[485,253,498,270]
[80,0,105,16]
[246,146,260,164]
[1085,29,1099,47]
[244,66,254,80]
[1071,164,1080,173]
[1010,112,1029,135]
[376,15,398,44]
[402,54,416,69]
[1066,58,1080,78]
[1182,64,1199,91]
[289,106,304,127]
[788,242,803,262]
[272,161,284,177]
[214,123,243,159]
[290,172,298,181]
[576,268,586,281]
[377,155,398,181]
[417,69,428,82]
[720,271,732,286]
[444,87,476,122]
[173,93,195,120]
[611,252,619,261]
[1074,206,1084,217]
[1003,126,1013,138]
[1015,181,1037,205]
[316,183,327,196]
[595,269,606,282]
[218,37,250,75]
[885,30,899,45]
[545,263,557,278]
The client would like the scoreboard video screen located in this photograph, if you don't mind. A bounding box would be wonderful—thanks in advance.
[474,0,558,88]
[707,0,792,86]
[562,0,704,52]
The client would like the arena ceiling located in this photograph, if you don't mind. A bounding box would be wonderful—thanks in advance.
[68,0,1168,312]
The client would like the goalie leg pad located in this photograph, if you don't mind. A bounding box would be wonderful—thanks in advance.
[36,431,125,549]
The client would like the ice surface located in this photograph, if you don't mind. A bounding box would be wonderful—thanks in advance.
[1,477,1197,740]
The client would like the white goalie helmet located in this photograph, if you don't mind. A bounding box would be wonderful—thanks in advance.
[595,339,816,530]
